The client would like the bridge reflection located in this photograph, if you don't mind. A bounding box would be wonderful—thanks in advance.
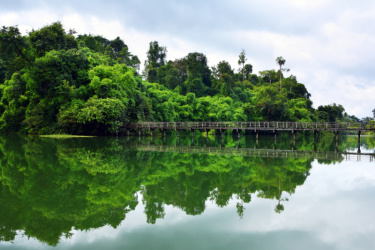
[127,144,374,162]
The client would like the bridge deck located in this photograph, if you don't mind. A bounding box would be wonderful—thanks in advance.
[125,121,375,132]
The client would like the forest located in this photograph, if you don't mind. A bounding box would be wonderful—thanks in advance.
[0,22,362,135]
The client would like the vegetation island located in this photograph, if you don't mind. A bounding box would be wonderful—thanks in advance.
[0,22,371,135]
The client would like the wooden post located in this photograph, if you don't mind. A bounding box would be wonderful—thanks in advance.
[313,129,317,142]
[312,129,317,151]
[358,130,361,153]
[335,131,339,146]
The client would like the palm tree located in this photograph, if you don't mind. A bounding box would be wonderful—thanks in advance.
[275,56,289,93]
[238,49,247,84]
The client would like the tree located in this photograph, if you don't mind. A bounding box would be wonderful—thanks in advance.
[275,56,290,93]
[243,64,253,81]
[212,61,234,96]
[119,47,140,71]
[373,108,375,118]
[29,22,77,57]
[77,35,100,51]
[217,61,234,77]
[172,58,188,81]
[183,52,211,95]
[77,35,111,53]
[317,104,345,122]
[185,52,211,84]
[254,85,288,121]
[0,26,31,79]
[291,83,311,100]
[259,70,277,85]
[144,41,167,82]
[104,45,116,60]
[156,61,173,87]
[238,49,247,83]
[110,37,127,58]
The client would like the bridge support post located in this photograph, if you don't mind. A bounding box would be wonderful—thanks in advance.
[313,130,317,151]
[335,131,339,150]
[358,130,361,153]
[127,130,130,137]
[292,130,296,148]
[313,129,317,142]
[238,130,241,139]
[139,130,141,137]
[191,130,194,138]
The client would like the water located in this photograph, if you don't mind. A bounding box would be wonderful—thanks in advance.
[0,133,374,249]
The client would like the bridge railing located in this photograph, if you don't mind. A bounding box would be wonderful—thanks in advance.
[125,121,373,130]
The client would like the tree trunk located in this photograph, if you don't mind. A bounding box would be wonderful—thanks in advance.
[242,63,245,84]
[279,65,282,94]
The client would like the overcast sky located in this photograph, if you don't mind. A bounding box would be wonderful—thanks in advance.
[1,0,374,118]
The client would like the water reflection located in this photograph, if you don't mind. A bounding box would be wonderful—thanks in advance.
[0,134,374,246]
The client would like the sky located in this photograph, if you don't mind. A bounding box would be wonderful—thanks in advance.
[1,0,374,118]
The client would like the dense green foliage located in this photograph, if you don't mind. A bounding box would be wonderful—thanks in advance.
[0,22,361,135]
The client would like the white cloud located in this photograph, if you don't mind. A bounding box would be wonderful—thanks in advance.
[0,9,59,32]
[287,0,328,9]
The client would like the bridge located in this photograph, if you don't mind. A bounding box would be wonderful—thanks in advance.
[124,121,375,143]
[125,121,374,132]
[126,144,375,162]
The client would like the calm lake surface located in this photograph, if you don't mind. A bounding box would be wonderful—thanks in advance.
[0,133,374,250]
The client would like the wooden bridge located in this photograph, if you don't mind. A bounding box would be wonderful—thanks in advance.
[127,144,375,162]
[124,122,375,144]
[125,121,374,132]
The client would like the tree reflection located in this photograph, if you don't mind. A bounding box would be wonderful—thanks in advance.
[0,134,358,246]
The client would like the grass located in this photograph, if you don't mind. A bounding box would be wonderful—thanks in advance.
[39,134,96,138]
